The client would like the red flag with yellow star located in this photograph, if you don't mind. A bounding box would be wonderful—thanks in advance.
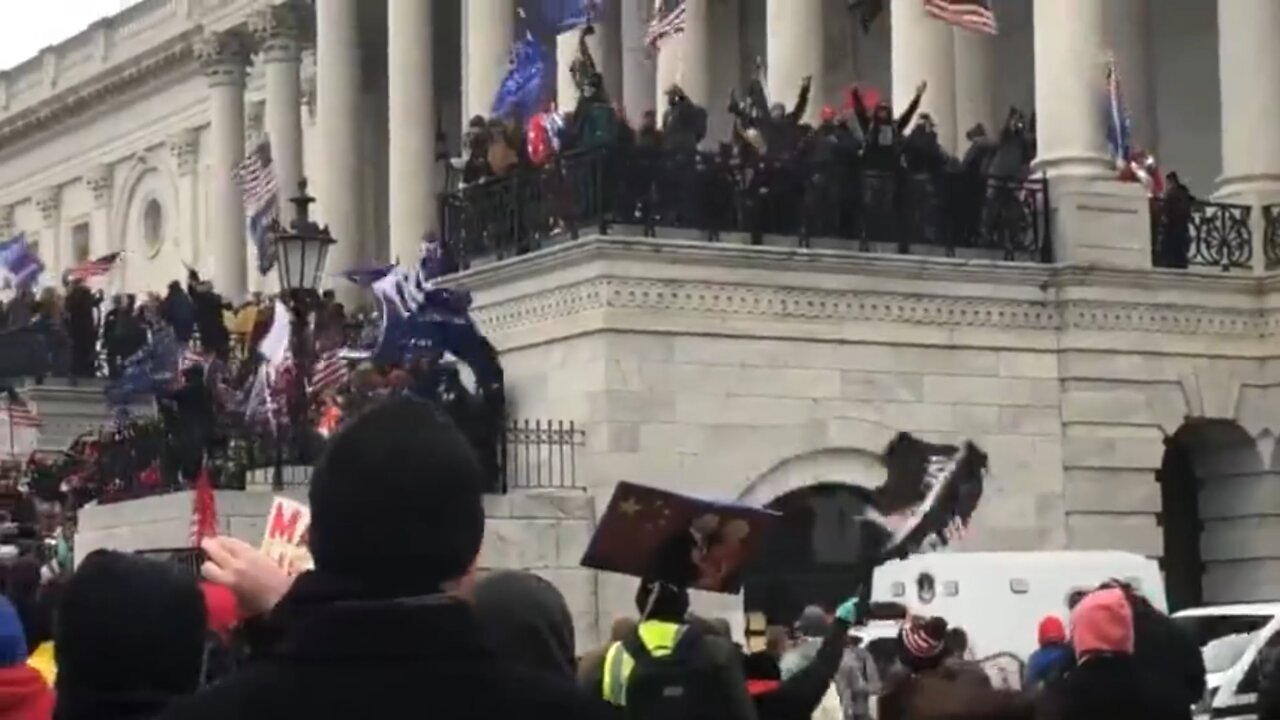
[581,481,780,594]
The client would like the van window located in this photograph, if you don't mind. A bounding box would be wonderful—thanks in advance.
[1242,631,1280,695]
[1174,614,1272,675]
[1009,578,1029,594]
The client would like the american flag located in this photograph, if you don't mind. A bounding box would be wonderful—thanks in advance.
[234,139,279,276]
[923,0,997,34]
[65,252,121,283]
[308,349,351,397]
[188,465,218,547]
[1104,58,1131,165]
[1,394,41,429]
[645,0,686,48]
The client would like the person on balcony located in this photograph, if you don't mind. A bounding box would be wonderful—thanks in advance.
[1158,172,1194,270]
[63,278,101,379]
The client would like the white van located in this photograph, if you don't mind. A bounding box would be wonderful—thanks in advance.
[1174,603,1280,720]
[870,551,1167,667]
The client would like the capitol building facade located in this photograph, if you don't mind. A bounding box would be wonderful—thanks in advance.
[17,0,1280,638]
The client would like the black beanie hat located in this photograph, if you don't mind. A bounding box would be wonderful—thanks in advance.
[55,551,206,715]
[308,396,486,597]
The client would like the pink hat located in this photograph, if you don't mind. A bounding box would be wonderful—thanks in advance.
[1070,588,1134,658]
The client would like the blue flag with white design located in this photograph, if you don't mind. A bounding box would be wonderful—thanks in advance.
[0,234,43,291]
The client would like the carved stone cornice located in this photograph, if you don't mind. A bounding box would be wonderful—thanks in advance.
[0,33,196,152]
[448,237,1280,341]
[84,165,112,208]
[195,30,250,86]
[168,127,199,177]
[0,205,13,236]
[250,0,312,63]
[33,187,60,226]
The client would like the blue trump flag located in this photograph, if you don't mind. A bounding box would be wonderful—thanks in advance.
[492,36,552,121]
[533,0,594,34]
[0,234,43,290]
[104,322,181,408]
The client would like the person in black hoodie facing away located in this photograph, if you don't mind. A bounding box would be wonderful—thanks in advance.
[473,570,578,682]
[160,281,196,344]
[744,598,861,720]
[55,550,207,720]
[161,397,606,720]
[1042,587,1188,720]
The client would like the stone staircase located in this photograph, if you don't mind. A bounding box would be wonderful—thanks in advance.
[19,378,154,451]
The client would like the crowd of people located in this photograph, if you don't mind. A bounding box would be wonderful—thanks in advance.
[0,396,1243,720]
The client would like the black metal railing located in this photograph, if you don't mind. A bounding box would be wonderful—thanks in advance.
[502,419,584,492]
[440,149,1053,267]
[1151,198,1253,271]
[1264,204,1280,270]
[134,547,205,578]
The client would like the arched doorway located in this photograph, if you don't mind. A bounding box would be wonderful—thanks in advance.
[742,482,880,625]
[1159,419,1268,610]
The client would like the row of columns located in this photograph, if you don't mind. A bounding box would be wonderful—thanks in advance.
[195,0,1280,295]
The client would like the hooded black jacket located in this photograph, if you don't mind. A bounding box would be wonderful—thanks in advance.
[159,571,608,720]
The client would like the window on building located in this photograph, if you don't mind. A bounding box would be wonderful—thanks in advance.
[71,222,90,263]
[143,199,163,255]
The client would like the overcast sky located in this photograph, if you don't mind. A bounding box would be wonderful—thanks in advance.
[0,0,127,71]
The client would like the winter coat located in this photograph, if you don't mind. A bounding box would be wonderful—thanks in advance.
[0,663,54,720]
[878,663,1033,720]
[1024,643,1073,690]
[160,289,196,343]
[1037,653,1189,720]
[835,645,880,720]
[159,572,608,720]
[754,618,850,720]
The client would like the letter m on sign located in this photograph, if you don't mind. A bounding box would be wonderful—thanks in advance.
[267,501,304,545]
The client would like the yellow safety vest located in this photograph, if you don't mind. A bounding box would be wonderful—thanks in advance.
[600,620,689,707]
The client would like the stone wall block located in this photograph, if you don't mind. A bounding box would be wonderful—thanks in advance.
[1065,513,1162,556]
[507,490,595,520]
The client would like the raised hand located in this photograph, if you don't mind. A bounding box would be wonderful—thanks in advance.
[201,536,296,617]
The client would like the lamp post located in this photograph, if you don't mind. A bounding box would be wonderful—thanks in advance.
[268,179,335,489]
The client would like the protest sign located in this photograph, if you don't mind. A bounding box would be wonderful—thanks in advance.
[261,496,314,575]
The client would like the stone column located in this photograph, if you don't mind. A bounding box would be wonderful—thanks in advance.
[1104,0,1155,155]
[1033,0,1147,268]
[196,31,249,299]
[620,0,656,118]
[33,187,61,275]
[168,128,201,270]
[252,1,308,229]
[0,206,13,240]
[557,6,623,111]
[653,0,712,121]
[1217,0,1280,201]
[83,165,113,259]
[953,28,997,151]
[1031,0,1109,179]
[316,0,363,296]
[387,0,437,265]
[462,0,516,123]
[892,0,957,152]
[767,0,823,126]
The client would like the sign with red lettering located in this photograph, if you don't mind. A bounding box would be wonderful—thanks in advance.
[261,497,314,575]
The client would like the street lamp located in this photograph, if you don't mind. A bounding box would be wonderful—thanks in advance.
[268,179,335,489]
[273,179,334,297]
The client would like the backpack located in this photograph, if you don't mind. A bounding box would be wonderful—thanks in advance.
[621,624,723,720]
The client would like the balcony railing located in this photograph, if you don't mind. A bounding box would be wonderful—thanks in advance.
[441,149,1053,268]
[1265,204,1280,270]
[1151,198,1253,271]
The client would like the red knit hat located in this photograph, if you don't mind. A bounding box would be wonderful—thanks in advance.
[1038,615,1066,646]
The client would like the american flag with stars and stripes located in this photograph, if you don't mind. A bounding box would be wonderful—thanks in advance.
[65,252,122,283]
[1,394,41,429]
[645,0,686,48]
[233,139,279,276]
[178,345,209,375]
[923,0,997,35]
[308,349,351,397]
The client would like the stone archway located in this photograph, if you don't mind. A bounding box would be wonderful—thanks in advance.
[1160,419,1274,609]
[738,448,886,626]
[110,154,182,293]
